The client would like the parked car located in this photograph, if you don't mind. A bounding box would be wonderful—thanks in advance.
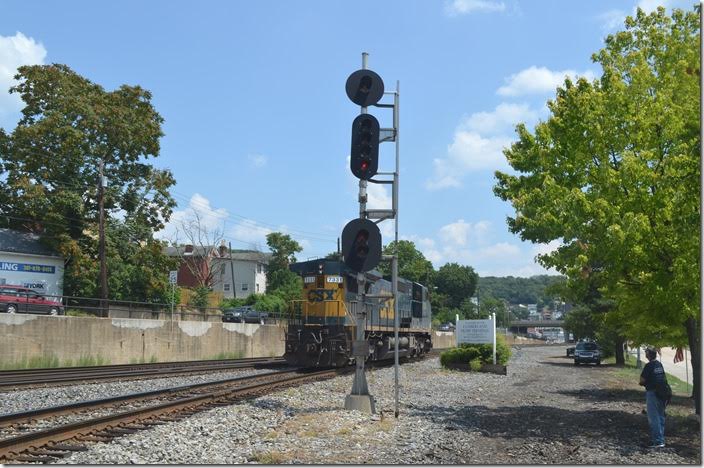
[0,285,64,315]
[438,323,455,332]
[566,346,576,357]
[574,341,601,365]
[222,306,268,324]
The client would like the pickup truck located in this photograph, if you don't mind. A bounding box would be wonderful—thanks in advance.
[222,306,268,324]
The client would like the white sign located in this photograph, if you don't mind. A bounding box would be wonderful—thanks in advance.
[456,318,494,344]
[169,270,178,285]
[326,276,343,283]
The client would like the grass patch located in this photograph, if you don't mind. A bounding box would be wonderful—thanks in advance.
[208,351,244,360]
[250,450,287,464]
[608,355,692,396]
[74,355,109,367]
[1,354,112,369]
[1,354,61,370]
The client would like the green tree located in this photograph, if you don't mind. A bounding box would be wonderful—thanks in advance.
[0,64,176,301]
[379,240,435,286]
[265,232,303,303]
[494,7,700,412]
[435,263,478,309]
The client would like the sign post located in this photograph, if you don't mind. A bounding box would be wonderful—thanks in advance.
[168,270,177,322]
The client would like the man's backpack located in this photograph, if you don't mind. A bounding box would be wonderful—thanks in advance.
[655,380,673,405]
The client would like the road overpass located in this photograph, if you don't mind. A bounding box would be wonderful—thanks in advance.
[509,319,565,328]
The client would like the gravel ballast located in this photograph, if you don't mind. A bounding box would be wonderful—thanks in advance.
[19,346,703,464]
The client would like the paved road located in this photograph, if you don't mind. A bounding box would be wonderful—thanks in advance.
[658,347,693,386]
[630,346,693,386]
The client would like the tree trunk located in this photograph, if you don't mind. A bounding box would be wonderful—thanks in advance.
[614,336,625,365]
[685,316,700,415]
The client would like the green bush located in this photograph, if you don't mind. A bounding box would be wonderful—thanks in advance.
[220,297,247,309]
[66,309,93,317]
[440,334,512,368]
[469,358,482,371]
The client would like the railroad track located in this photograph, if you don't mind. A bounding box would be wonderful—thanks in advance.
[0,367,342,463]
[0,357,287,389]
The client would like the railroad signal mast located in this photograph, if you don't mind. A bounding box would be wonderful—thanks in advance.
[342,53,401,417]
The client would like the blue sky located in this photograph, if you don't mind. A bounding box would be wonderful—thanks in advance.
[0,0,696,276]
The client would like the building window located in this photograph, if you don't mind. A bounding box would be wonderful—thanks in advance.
[220,264,226,275]
[256,283,260,292]
[257,264,263,273]
[224,283,230,292]
[242,283,248,291]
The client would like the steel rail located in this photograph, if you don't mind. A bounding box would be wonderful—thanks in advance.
[0,357,286,387]
[0,368,339,461]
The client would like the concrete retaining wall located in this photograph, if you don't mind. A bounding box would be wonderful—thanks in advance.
[0,315,468,368]
[0,314,285,367]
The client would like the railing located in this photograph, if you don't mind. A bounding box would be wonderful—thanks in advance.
[0,292,288,323]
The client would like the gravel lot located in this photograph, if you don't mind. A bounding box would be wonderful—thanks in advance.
[24,346,703,464]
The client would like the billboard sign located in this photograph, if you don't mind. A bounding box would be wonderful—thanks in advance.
[456,318,494,345]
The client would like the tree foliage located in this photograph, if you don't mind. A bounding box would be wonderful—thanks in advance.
[493,7,700,410]
[435,262,478,309]
[379,240,435,286]
[0,64,176,301]
[265,232,303,303]
[478,275,565,306]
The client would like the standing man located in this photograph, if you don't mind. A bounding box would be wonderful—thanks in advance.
[639,347,666,448]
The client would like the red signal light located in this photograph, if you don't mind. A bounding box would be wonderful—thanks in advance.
[361,161,369,171]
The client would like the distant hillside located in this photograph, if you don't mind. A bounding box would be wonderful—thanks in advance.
[477,275,565,306]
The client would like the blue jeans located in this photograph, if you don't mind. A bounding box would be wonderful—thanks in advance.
[646,390,665,445]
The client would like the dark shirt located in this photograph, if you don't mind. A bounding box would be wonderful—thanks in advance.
[641,360,666,391]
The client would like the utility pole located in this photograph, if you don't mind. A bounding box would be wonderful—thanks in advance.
[98,159,108,317]
[228,242,237,300]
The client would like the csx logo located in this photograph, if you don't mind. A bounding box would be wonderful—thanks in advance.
[307,289,336,302]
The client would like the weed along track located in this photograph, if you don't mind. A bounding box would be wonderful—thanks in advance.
[0,357,287,389]
[0,367,342,463]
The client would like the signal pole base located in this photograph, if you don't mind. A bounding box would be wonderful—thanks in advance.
[344,394,376,413]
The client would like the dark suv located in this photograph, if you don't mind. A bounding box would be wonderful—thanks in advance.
[0,285,64,315]
[222,306,268,324]
[574,341,601,365]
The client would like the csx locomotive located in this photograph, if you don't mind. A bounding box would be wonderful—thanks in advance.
[284,258,433,367]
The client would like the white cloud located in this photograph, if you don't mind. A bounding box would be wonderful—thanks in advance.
[0,32,47,130]
[497,66,596,97]
[247,153,268,168]
[445,0,506,16]
[157,193,228,243]
[597,9,627,31]
[366,183,391,210]
[426,103,537,190]
[598,0,680,32]
[229,218,273,246]
[532,239,561,257]
[402,219,558,277]
[463,103,537,135]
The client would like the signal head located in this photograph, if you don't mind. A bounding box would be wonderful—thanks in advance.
[345,69,385,107]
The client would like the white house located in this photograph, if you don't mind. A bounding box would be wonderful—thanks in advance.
[0,228,64,299]
[211,251,269,299]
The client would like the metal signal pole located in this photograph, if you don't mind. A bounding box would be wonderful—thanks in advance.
[345,52,375,414]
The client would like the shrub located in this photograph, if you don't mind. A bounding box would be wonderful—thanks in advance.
[469,358,482,371]
[440,334,512,368]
